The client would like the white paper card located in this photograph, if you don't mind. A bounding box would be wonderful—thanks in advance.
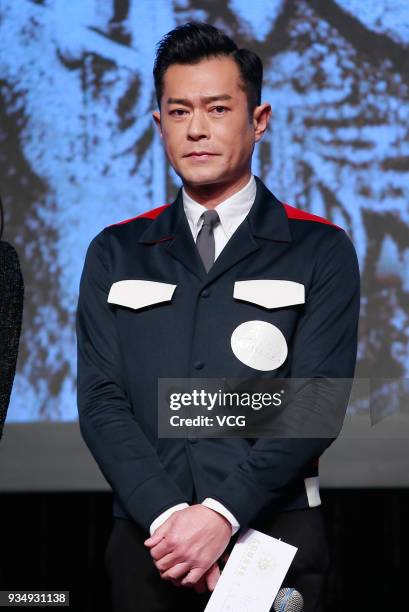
[204,528,297,612]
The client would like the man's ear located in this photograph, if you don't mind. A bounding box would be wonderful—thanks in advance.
[152,110,162,138]
[253,102,272,143]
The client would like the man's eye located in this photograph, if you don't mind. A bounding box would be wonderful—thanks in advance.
[170,109,187,116]
[212,106,227,114]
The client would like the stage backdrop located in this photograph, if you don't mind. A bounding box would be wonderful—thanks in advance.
[1,0,408,488]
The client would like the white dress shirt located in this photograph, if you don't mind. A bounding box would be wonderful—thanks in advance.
[149,174,257,538]
[183,173,257,260]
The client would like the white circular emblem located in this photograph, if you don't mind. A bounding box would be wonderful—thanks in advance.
[231,320,288,371]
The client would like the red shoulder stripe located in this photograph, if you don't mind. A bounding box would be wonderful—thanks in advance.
[283,203,340,228]
[108,203,170,227]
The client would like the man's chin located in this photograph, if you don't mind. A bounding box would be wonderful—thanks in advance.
[179,168,227,187]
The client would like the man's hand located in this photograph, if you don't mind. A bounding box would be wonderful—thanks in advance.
[191,562,221,593]
[168,557,223,592]
[144,505,231,588]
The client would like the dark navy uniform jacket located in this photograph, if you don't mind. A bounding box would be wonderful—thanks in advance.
[76,175,360,533]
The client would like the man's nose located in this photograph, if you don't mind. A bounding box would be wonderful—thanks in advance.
[187,110,209,139]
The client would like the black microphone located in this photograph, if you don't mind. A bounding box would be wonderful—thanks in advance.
[273,587,304,611]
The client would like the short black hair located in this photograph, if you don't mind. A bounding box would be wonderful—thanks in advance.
[153,22,263,120]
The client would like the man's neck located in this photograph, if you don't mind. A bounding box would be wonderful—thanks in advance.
[182,171,252,209]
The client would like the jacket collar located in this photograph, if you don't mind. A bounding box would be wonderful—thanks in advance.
[137,174,292,282]
[247,175,292,242]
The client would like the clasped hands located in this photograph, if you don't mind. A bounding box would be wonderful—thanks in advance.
[144,505,232,594]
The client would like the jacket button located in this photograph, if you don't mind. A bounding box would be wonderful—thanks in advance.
[194,361,204,370]
[200,289,210,298]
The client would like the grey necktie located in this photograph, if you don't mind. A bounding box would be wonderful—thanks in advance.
[196,209,220,272]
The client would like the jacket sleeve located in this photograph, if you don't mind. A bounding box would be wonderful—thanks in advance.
[76,229,189,531]
[209,228,361,528]
[0,242,24,440]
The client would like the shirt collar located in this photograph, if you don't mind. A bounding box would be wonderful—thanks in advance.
[182,174,256,238]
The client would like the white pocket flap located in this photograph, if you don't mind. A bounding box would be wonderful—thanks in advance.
[107,280,177,310]
[233,279,305,309]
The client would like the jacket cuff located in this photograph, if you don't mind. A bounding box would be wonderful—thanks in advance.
[208,471,270,528]
[125,474,190,532]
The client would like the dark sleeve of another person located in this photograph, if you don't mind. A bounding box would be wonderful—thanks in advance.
[0,241,24,440]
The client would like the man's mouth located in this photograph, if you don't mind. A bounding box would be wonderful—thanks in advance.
[185,152,219,160]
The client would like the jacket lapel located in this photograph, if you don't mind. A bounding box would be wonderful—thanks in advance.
[137,186,206,280]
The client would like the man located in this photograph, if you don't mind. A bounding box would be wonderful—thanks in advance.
[76,22,360,612]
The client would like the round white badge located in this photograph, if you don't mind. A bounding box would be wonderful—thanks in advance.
[230,320,288,371]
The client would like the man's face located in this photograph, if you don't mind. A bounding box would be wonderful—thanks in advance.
[152,56,265,188]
